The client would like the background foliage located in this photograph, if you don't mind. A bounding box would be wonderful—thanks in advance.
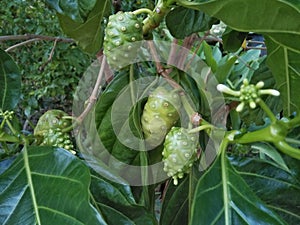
[0,0,299,225]
[0,0,92,120]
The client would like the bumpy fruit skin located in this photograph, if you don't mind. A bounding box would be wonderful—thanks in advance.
[103,11,143,69]
[39,128,74,151]
[34,109,71,134]
[162,127,198,185]
[141,87,181,147]
[34,110,74,152]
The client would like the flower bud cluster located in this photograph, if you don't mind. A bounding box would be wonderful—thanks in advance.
[217,79,280,112]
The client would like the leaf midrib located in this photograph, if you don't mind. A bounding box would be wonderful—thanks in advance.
[23,146,41,225]
[0,60,7,110]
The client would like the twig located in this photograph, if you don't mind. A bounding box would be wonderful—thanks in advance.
[39,38,58,71]
[147,41,181,90]
[5,38,41,52]
[0,34,74,43]
[184,31,211,71]
[76,56,107,123]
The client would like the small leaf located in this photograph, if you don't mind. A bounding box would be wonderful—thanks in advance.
[166,7,217,39]
[215,54,237,83]
[0,146,106,225]
[46,0,97,22]
[202,41,217,72]
[251,142,290,172]
[190,152,287,225]
[0,49,21,111]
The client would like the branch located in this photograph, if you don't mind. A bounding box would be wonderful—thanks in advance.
[76,56,107,124]
[5,38,41,52]
[39,38,58,71]
[0,34,74,43]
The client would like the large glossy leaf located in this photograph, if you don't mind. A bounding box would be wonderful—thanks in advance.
[175,0,300,114]
[190,152,287,225]
[0,146,106,225]
[45,0,97,22]
[165,7,217,39]
[90,172,158,225]
[160,166,201,225]
[160,177,189,225]
[230,155,300,225]
[57,0,112,54]
[0,49,21,111]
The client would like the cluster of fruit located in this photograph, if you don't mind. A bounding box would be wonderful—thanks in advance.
[141,86,198,185]
[103,11,199,184]
[34,110,75,153]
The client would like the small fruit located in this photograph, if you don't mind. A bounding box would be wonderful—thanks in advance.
[141,86,181,147]
[34,109,71,135]
[162,127,198,185]
[34,110,75,153]
[103,11,143,69]
[40,128,74,151]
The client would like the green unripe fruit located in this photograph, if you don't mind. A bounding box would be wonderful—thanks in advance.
[141,87,181,147]
[34,110,71,136]
[103,11,143,69]
[162,127,198,185]
[34,110,75,153]
[40,128,74,151]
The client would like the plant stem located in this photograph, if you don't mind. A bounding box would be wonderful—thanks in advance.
[234,126,272,144]
[274,141,300,160]
[288,113,300,129]
[133,8,154,16]
[257,99,277,123]
[180,94,196,118]
[142,0,175,35]
[220,133,231,225]
[188,124,214,133]
[285,137,300,145]
[76,56,106,124]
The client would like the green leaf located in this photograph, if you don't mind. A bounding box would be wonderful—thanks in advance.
[265,37,300,115]
[165,7,217,39]
[46,0,97,22]
[230,155,300,225]
[215,54,237,83]
[251,142,290,172]
[0,49,21,111]
[202,41,218,72]
[57,0,112,54]
[176,0,300,114]
[222,27,247,52]
[0,146,106,225]
[190,152,287,225]
[90,173,158,225]
[160,177,189,225]
[177,0,300,50]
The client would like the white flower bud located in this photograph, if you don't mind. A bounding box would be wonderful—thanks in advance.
[236,102,245,112]
[217,84,240,96]
[256,81,264,89]
[259,89,280,96]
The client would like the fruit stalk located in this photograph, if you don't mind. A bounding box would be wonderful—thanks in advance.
[142,0,175,35]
